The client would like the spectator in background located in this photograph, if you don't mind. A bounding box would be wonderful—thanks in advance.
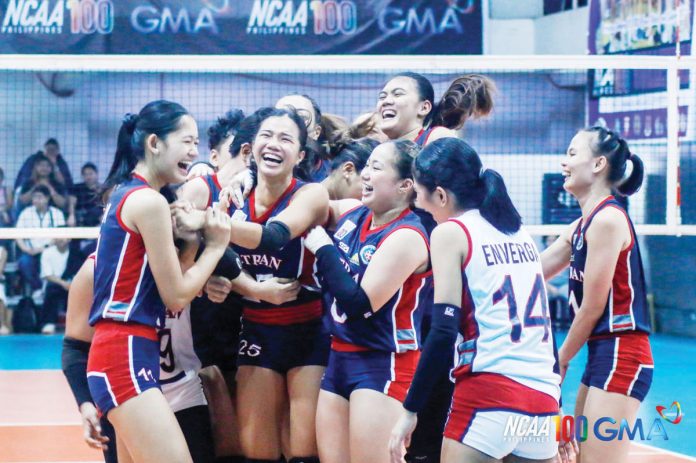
[14,138,73,191]
[15,153,68,215]
[40,235,81,334]
[68,162,102,227]
[543,235,570,330]
[0,167,12,226]
[15,185,65,300]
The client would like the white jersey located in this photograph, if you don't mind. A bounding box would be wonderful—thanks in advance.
[159,306,207,413]
[451,210,560,401]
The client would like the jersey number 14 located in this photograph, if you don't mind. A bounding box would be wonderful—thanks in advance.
[493,274,551,343]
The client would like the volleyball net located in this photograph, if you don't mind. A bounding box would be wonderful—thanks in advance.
[0,54,694,241]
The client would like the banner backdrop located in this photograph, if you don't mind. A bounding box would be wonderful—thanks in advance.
[0,0,482,54]
[587,0,695,141]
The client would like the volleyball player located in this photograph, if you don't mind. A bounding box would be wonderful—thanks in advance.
[377,72,496,462]
[390,138,561,463]
[321,138,379,201]
[179,109,303,463]
[275,94,332,181]
[300,140,430,463]
[62,255,116,463]
[177,107,329,463]
[377,72,495,146]
[86,100,231,463]
[541,127,652,463]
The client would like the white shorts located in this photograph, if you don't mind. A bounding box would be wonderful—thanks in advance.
[450,410,558,460]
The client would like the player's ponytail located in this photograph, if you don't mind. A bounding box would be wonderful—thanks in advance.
[583,126,644,196]
[103,100,190,194]
[431,74,496,130]
[415,138,521,234]
[479,168,522,234]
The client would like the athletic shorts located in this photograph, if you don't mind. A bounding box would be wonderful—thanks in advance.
[581,332,653,401]
[444,372,559,460]
[236,318,329,373]
[87,321,160,417]
[321,348,419,402]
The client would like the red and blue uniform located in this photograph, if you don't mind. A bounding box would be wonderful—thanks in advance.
[229,178,329,372]
[201,173,222,208]
[87,174,163,416]
[570,196,653,401]
[322,205,432,402]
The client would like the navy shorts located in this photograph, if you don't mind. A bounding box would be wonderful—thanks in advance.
[321,348,419,402]
[581,332,653,402]
[87,321,161,417]
[236,319,329,373]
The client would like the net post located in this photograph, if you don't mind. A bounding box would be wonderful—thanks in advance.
[666,64,681,231]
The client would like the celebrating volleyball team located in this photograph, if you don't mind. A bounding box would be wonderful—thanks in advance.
[60,72,654,463]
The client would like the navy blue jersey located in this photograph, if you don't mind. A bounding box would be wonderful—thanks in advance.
[201,173,222,208]
[328,205,432,352]
[90,174,165,328]
[229,178,322,325]
[569,196,651,336]
[414,127,437,146]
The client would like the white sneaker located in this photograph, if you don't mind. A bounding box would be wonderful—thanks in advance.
[41,323,56,335]
[0,325,9,335]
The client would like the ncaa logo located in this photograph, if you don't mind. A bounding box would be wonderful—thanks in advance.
[359,245,376,264]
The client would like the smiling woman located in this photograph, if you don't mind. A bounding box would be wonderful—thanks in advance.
[87,100,232,463]
[222,107,330,463]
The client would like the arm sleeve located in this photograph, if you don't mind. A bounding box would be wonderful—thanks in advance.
[402,303,460,413]
[257,220,291,252]
[214,247,243,281]
[314,244,373,320]
[61,337,93,407]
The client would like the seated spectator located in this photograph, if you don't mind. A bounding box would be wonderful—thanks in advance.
[68,162,103,226]
[15,185,66,300]
[15,153,68,216]
[14,138,73,191]
[40,236,81,335]
[0,167,11,226]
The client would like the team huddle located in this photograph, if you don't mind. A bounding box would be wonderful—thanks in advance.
[60,72,654,463]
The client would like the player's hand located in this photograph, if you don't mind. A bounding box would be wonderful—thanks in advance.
[170,201,200,241]
[205,275,232,303]
[79,402,110,450]
[186,162,214,181]
[557,434,579,463]
[221,169,254,209]
[303,226,333,254]
[203,207,232,249]
[257,278,301,305]
[389,410,418,463]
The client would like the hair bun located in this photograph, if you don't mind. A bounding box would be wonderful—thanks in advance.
[122,113,139,133]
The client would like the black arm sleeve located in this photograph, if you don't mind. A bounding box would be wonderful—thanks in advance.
[61,337,93,407]
[402,303,460,413]
[214,247,243,281]
[315,245,373,320]
[258,220,291,252]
